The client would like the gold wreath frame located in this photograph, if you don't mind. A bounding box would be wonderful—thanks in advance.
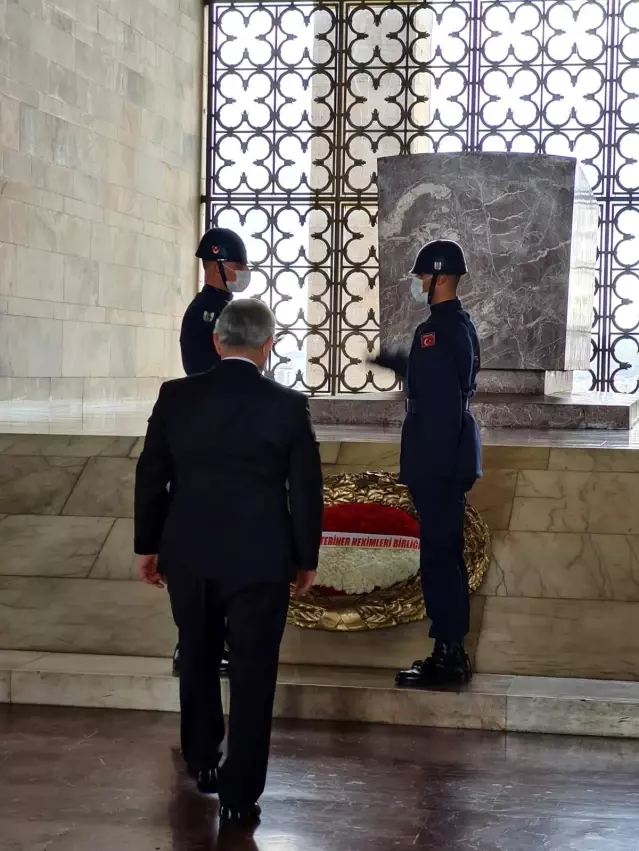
[288,471,491,631]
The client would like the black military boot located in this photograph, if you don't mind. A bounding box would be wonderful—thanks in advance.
[396,641,472,688]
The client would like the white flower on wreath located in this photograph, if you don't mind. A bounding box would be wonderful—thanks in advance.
[316,546,420,595]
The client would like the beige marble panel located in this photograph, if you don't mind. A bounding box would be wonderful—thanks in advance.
[483,531,639,602]
[511,470,639,534]
[11,653,181,713]
[3,434,136,457]
[0,578,176,656]
[318,442,341,464]
[0,651,51,702]
[508,696,639,738]
[129,437,145,459]
[63,457,136,518]
[335,442,401,468]
[0,456,86,515]
[0,650,50,670]
[90,519,137,580]
[475,597,639,681]
[280,597,485,670]
[467,469,517,531]
[507,677,639,738]
[549,448,639,473]
[483,446,550,471]
[274,666,509,730]
[0,515,114,578]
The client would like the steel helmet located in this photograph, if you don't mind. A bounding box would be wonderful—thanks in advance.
[196,227,247,266]
[410,239,468,277]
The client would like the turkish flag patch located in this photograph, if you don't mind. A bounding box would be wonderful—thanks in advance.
[421,333,436,348]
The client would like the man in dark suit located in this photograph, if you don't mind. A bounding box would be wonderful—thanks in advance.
[134,299,324,829]
[174,227,250,678]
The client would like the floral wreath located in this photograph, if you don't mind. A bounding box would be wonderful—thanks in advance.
[288,471,491,631]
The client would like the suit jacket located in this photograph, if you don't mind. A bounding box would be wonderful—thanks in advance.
[134,360,324,586]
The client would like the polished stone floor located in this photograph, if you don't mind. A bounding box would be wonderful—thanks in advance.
[2,706,639,850]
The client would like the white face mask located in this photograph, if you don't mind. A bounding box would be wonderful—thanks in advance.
[226,269,251,293]
[410,277,430,305]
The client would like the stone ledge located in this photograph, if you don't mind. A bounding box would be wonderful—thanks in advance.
[2,651,639,738]
[309,393,639,431]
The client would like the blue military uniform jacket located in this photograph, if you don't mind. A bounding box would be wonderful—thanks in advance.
[377,298,482,491]
[179,286,232,376]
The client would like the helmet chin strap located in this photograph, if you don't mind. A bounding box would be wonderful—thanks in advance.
[217,259,229,290]
[427,274,439,305]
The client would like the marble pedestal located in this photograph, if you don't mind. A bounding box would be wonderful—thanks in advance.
[308,393,639,430]
[373,151,626,428]
[377,152,598,372]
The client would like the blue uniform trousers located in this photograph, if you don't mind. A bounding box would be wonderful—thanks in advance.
[410,483,470,642]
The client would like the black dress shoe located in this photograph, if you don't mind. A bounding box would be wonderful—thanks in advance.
[195,767,218,798]
[220,803,261,829]
[219,654,229,677]
[396,643,472,689]
[172,644,180,678]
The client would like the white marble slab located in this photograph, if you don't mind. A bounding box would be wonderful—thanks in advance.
[507,678,639,739]
[63,457,136,518]
[90,518,137,580]
[0,455,86,514]
[0,651,50,703]
[0,515,114,577]
[484,531,639,602]
[0,577,176,656]
[512,470,639,534]
[2,400,639,449]
[4,652,639,738]
[475,597,639,681]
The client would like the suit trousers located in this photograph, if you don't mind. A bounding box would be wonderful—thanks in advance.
[168,574,290,806]
[410,483,470,643]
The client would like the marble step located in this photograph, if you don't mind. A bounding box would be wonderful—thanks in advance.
[2,651,639,739]
[309,392,639,430]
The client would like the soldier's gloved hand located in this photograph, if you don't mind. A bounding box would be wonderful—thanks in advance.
[368,347,408,380]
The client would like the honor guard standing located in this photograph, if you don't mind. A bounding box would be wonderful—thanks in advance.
[172,227,251,678]
[372,239,482,688]
[180,227,251,376]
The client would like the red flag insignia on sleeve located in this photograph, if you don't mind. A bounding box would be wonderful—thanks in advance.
[421,333,436,348]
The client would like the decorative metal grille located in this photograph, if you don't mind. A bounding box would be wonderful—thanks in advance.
[204,0,639,393]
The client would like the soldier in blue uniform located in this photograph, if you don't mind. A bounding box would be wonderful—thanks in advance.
[180,227,251,375]
[373,240,482,688]
[172,227,251,678]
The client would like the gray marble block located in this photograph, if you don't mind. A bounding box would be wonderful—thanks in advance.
[477,370,574,395]
[378,153,598,372]
[308,394,639,431]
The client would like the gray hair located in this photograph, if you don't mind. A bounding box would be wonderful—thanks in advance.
[216,298,276,349]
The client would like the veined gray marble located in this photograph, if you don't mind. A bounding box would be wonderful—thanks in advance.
[477,370,574,395]
[308,393,639,431]
[378,152,598,371]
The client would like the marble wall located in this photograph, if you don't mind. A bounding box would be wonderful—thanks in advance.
[0,0,203,403]
[377,153,598,371]
[1,433,639,682]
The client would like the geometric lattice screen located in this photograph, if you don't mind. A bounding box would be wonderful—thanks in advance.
[204,0,639,394]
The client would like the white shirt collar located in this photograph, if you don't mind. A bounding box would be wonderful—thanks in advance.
[222,356,259,369]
